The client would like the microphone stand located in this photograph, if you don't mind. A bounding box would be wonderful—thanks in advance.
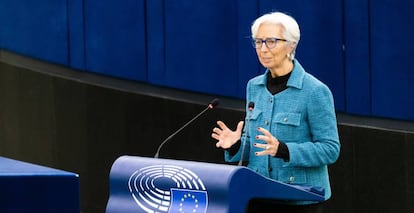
[154,99,219,158]
[238,102,254,166]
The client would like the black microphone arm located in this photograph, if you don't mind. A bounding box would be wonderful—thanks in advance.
[238,101,255,166]
[154,98,220,158]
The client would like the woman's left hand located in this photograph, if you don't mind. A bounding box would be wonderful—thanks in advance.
[253,127,280,157]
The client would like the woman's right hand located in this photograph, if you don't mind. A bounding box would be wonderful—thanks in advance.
[211,120,244,149]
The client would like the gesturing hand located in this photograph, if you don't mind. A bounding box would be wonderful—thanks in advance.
[211,121,244,149]
[253,127,280,157]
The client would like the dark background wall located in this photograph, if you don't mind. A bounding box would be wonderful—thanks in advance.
[1,53,414,212]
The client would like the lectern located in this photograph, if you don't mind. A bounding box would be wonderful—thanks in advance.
[0,157,80,213]
[106,156,324,213]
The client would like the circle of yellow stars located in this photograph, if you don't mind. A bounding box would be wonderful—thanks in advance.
[178,193,199,213]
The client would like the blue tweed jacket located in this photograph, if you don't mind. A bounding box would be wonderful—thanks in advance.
[225,59,340,204]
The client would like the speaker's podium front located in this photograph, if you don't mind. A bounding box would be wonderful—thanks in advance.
[106,156,324,213]
[0,157,80,213]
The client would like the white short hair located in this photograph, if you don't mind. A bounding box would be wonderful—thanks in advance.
[251,12,300,42]
[251,12,300,58]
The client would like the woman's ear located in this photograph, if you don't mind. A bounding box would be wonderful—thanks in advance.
[286,42,296,60]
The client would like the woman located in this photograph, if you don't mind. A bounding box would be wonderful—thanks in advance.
[211,12,340,213]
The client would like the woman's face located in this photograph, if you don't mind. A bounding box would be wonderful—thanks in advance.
[255,23,293,76]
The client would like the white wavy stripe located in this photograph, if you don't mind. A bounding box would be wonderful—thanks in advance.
[128,164,206,212]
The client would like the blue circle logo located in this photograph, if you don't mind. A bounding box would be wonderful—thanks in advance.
[128,165,208,213]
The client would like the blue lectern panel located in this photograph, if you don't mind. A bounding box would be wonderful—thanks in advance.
[106,156,324,213]
[0,157,80,213]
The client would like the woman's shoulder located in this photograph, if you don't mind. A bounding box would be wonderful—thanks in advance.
[247,72,267,86]
[302,72,331,92]
[300,72,335,103]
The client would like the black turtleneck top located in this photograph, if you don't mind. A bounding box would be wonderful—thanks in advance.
[266,71,291,95]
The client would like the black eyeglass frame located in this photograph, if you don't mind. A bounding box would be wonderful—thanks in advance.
[251,37,288,49]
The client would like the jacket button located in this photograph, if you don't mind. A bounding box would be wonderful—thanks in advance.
[289,176,295,182]
[265,120,269,125]
[284,117,288,122]
[268,167,273,172]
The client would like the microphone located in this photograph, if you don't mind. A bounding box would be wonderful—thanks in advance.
[154,98,220,158]
[238,101,255,166]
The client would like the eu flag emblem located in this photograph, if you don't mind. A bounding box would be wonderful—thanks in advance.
[169,188,208,213]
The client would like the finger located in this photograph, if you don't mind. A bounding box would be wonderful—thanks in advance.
[255,134,271,145]
[256,128,279,146]
[236,121,244,132]
[255,135,265,141]
[216,121,228,130]
[212,127,222,134]
[254,150,268,156]
[257,127,272,137]
[253,143,269,150]
[211,133,220,140]
[253,143,271,156]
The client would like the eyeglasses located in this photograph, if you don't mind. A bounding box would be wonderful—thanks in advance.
[251,37,287,49]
